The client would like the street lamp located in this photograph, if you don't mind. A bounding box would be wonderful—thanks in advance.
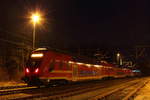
[116,53,120,65]
[116,53,123,65]
[31,12,41,49]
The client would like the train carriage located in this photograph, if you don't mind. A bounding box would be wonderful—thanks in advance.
[22,48,136,86]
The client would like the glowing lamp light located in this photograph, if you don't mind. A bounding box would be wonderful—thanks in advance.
[31,13,41,24]
[30,12,43,49]
[117,53,120,57]
[31,53,43,58]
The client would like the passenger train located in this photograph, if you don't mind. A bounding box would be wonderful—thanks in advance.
[22,48,137,86]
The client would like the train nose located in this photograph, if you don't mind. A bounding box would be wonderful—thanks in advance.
[34,68,39,74]
[25,68,40,75]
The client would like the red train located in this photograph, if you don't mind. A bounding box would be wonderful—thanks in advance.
[22,48,135,86]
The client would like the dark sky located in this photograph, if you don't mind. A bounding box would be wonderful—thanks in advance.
[0,0,150,49]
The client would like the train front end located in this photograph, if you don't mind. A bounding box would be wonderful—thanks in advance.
[23,51,44,86]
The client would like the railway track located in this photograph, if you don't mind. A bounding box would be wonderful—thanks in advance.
[89,79,149,100]
[0,78,147,100]
[122,80,148,100]
[1,81,108,100]
[0,85,38,96]
[0,85,27,90]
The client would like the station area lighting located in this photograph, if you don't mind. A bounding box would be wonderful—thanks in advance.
[31,12,41,24]
[30,11,43,49]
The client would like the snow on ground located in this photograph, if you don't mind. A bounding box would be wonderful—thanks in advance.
[0,81,26,87]
[134,81,150,100]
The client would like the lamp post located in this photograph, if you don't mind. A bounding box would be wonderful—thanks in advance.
[117,53,120,65]
[33,21,36,49]
[31,12,41,49]
[116,53,123,65]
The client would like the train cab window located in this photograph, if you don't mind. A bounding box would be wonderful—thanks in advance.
[49,59,55,72]
[26,60,41,68]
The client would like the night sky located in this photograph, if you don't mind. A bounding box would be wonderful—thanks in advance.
[0,0,150,49]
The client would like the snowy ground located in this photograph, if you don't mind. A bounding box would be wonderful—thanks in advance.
[0,81,26,87]
[134,81,150,100]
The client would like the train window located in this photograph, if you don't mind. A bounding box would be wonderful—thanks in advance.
[26,60,41,68]
[49,59,55,72]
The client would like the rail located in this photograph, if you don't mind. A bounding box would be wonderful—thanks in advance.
[89,79,149,100]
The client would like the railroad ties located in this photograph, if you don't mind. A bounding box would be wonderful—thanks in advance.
[0,78,149,100]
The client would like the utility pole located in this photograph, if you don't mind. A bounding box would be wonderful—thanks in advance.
[135,45,150,59]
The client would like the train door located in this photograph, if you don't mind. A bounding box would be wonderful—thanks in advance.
[72,64,78,81]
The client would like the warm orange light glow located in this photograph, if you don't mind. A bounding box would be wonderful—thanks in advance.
[94,65,103,68]
[69,61,74,64]
[117,53,120,57]
[31,12,41,24]
[31,53,43,58]
[86,64,91,67]
[77,62,83,65]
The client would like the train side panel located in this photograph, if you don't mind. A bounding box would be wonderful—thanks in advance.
[39,51,73,83]
[23,48,136,86]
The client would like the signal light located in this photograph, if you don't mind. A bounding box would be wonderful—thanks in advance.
[34,68,39,73]
[26,68,30,73]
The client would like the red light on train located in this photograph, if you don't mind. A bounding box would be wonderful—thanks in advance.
[34,68,39,73]
[26,68,30,73]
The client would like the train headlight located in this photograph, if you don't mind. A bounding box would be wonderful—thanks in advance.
[31,53,43,58]
[34,68,39,73]
[25,68,30,73]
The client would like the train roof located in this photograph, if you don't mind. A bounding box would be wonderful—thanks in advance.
[33,47,71,54]
[33,48,99,64]
[34,48,48,51]
[33,48,131,69]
